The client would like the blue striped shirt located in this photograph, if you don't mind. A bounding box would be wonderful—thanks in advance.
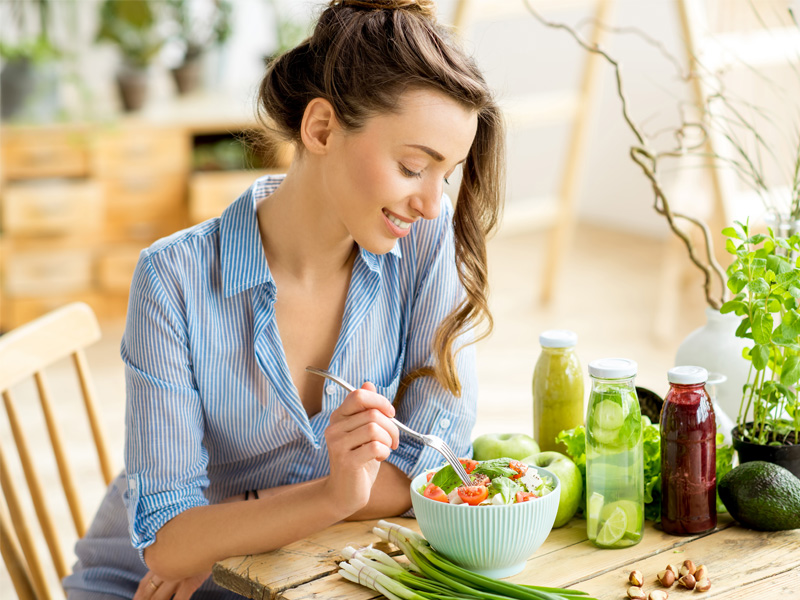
[121,174,478,558]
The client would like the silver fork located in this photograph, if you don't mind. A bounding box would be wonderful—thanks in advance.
[306,366,473,488]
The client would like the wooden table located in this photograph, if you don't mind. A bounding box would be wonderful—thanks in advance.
[212,514,800,599]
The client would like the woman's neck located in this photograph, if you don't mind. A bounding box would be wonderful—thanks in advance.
[256,157,357,285]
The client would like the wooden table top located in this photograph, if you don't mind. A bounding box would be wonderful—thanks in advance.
[212,514,800,599]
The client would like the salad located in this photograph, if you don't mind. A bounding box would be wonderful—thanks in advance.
[417,458,554,506]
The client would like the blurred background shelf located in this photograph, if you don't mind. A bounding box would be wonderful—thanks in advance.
[0,93,293,332]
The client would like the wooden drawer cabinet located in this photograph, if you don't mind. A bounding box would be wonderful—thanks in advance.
[4,248,94,296]
[97,246,141,293]
[2,180,103,235]
[189,169,278,224]
[92,127,190,175]
[1,127,90,179]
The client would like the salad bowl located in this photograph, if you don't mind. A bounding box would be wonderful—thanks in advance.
[409,464,560,578]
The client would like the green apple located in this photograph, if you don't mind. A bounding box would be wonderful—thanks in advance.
[472,433,539,461]
[524,451,583,528]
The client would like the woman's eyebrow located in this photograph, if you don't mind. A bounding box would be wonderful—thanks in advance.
[405,144,468,165]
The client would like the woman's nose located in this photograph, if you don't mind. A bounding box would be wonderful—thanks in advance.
[410,179,443,220]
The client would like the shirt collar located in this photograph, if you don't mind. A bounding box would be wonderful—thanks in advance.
[220,177,279,298]
[220,175,403,296]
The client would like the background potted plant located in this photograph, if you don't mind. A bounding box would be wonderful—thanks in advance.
[0,0,62,122]
[96,0,166,112]
[166,0,232,95]
[720,221,800,475]
[523,2,800,448]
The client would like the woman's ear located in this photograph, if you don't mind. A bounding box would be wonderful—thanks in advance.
[300,98,339,155]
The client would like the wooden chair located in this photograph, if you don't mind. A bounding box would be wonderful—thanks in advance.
[0,302,114,599]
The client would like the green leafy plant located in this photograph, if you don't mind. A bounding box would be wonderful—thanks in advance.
[96,0,166,69]
[557,418,734,522]
[720,221,800,446]
[166,0,232,63]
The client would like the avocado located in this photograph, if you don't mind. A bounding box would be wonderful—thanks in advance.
[718,461,800,531]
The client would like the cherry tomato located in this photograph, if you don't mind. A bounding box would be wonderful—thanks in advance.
[426,472,434,482]
[459,458,479,474]
[423,484,449,503]
[457,485,489,506]
[509,460,528,480]
[470,473,490,487]
[515,491,537,503]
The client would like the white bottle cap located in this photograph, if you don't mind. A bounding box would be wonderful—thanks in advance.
[668,365,708,385]
[539,330,578,348]
[588,358,637,379]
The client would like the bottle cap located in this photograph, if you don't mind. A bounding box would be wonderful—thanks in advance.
[588,358,637,379]
[539,330,578,348]
[668,365,708,385]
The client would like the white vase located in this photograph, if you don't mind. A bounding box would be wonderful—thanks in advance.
[674,307,750,425]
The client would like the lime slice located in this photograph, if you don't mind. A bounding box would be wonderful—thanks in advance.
[591,426,621,445]
[596,506,627,546]
[600,500,642,535]
[587,492,604,538]
[593,400,624,430]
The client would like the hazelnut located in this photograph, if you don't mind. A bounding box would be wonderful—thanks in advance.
[679,574,697,590]
[694,565,707,581]
[681,560,696,576]
[666,564,680,577]
[627,586,646,600]
[648,591,669,600]
[695,578,711,593]
[656,569,676,587]
[629,570,644,587]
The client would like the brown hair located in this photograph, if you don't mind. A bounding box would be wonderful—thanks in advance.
[257,0,505,403]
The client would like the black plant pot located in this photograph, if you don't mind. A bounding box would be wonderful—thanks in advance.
[732,425,800,478]
[171,55,203,95]
[116,67,149,112]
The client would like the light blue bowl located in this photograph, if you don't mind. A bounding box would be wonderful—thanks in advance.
[410,465,560,579]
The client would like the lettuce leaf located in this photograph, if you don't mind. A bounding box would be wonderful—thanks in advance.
[488,476,522,504]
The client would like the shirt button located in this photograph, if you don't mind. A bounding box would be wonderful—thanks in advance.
[439,418,451,429]
[325,383,337,396]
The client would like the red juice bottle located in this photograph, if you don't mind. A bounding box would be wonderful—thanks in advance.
[660,366,717,535]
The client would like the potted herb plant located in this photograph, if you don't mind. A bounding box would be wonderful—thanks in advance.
[720,221,800,476]
[0,0,61,122]
[166,0,232,95]
[96,0,166,112]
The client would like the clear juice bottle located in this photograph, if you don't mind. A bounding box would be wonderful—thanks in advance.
[585,358,644,548]
[660,365,717,535]
[532,330,584,452]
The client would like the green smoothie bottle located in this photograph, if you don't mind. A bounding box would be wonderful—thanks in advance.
[532,330,584,453]
[585,358,644,549]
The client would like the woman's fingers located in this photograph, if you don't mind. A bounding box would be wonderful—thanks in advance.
[334,382,395,419]
[329,382,399,448]
[329,419,395,453]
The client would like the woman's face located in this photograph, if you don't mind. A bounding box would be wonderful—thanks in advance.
[323,88,479,255]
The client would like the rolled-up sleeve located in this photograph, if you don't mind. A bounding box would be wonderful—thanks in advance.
[385,199,478,483]
[121,249,210,564]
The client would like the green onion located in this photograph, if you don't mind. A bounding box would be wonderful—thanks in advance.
[337,520,596,600]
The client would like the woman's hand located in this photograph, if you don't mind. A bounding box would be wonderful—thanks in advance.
[324,382,399,514]
[133,570,210,600]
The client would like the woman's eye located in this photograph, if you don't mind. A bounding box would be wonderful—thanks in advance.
[400,164,422,178]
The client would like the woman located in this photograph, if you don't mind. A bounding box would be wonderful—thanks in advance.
[64,1,504,598]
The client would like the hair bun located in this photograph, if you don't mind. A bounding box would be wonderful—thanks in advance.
[331,0,437,20]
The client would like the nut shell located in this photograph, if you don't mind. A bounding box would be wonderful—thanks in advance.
[648,591,669,600]
[657,569,676,587]
[629,570,644,587]
[681,560,696,576]
[679,574,697,590]
[694,565,708,581]
[695,578,711,593]
[627,586,646,600]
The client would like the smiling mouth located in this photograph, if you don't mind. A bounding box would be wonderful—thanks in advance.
[383,209,411,230]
